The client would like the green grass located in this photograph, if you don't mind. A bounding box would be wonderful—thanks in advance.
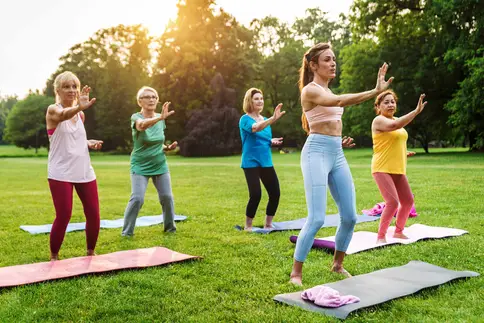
[0,146,482,322]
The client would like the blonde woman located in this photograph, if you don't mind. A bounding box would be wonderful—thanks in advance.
[239,88,285,231]
[45,71,103,260]
[121,86,178,236]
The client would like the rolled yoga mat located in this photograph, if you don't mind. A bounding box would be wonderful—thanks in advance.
[0,247,200,288]
[274,260,479,319]
[235,214,378,234]
[289,224,468,254]
[20,215,188,234]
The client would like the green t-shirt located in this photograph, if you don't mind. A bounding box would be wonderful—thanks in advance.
[130,112,168,176]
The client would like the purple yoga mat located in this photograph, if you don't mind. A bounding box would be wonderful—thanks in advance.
[289,235,336,250]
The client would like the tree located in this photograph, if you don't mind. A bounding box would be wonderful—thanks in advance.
[0,95,18,144]
[180,73,241,156]
[4,94,53,151]
[249,9,352,147]
[346,0,466,152]
[45,25,152,151]
[338,39,381,146]
[153,0,259,141]
[445,55,484,150]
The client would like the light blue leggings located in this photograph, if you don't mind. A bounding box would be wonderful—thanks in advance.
[294,134,357,262]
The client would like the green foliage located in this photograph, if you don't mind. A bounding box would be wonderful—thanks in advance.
[0,95,18,144]
[3,94,53,149]
[251,9,351,147]
[45,24,152,151]
[338,40,380,143]
[153,0,259,141]
[445,55,484,150]
[347,0,483,151]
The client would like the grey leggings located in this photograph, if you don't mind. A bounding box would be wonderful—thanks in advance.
[122,172,176,236]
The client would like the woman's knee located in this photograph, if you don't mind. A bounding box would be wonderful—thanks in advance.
[385,197,399,211]
[307,216,325,230]
[249,191,262,202]
[130,194,144,207]
[400,195,414,209]
[341,213,357,227]
[159,194,174,204]
[268,190,280,201]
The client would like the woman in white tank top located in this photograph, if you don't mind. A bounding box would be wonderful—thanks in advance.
[45,71,103,261]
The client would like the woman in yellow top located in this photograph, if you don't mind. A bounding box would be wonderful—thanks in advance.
[371,90,427,243]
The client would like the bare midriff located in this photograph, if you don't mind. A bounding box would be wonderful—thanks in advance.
[309,120,342,136]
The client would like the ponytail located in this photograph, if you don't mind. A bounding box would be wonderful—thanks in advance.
[298,43,331,135]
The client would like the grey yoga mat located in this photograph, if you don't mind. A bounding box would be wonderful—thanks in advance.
[235,214,377,234]
[20,215,188,234]
[274,261,479,319]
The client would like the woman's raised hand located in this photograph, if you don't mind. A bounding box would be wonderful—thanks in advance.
[77,86,96,111]
[415,94,427,114]
[160,102,175,120]
[273,103,286,121]
[375,63,394,93]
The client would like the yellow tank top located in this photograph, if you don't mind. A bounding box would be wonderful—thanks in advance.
[371,125,408,174]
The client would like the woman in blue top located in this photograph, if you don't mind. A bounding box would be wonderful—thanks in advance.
[239,88,286,231]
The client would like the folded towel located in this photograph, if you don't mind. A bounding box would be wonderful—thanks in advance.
[301,285,360,308]
[362,202,418,217]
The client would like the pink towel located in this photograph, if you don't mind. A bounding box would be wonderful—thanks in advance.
[362,202,418,218]
[301,285,360,308]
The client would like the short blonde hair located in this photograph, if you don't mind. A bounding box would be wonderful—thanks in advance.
[243,88,263,113]
[136,86,158,105]
[54,71,80,104]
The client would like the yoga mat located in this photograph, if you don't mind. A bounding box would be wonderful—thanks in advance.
[0,247,200,288]
[235,214,378,234]
[20,215,188,234]
[290,224,468,254]
[274,260,479,319]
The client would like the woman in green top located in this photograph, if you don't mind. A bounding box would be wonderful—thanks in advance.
[122,86,178,236]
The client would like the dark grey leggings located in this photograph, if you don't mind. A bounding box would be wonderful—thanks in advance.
[243,167,280,218]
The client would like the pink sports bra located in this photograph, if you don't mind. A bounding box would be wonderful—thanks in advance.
[304,82,344,127]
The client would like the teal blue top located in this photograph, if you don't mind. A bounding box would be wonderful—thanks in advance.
[239,114,273,168]
[130,113,168,175]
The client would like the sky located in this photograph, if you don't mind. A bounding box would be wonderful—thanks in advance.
[0,0,353,98]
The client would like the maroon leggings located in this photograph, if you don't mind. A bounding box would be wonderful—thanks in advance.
[372,172,414,239]
[48,179,100,254]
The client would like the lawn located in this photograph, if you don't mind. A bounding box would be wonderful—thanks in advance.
[0,145,482,322]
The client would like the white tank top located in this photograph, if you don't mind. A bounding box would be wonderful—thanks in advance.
[47,107,96,183]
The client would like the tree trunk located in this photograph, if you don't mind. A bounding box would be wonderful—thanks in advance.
[469,131,476,151]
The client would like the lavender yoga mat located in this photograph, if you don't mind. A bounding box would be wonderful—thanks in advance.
[0,247,200,288]
[20,215,188,234]
[235,214,377,234]
[290,224,468,254]
[274,261,479,319]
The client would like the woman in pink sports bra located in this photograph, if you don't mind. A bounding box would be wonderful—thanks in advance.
[45,71,103,260]
[290,43,394,285]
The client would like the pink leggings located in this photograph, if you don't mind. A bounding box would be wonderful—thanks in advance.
[48,179,100,254]
[372,173,414,239]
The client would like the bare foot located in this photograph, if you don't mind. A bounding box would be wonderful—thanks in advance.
[86,249,96,256]
[50,253,59,261]
[376,238,387,244]
[331,266,352,278]
[244,226,253,232]
[289,273,303,286]
[263,225,275,230]
[393,233,409,239]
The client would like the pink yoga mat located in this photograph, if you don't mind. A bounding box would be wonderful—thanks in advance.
[0,247,200,288]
